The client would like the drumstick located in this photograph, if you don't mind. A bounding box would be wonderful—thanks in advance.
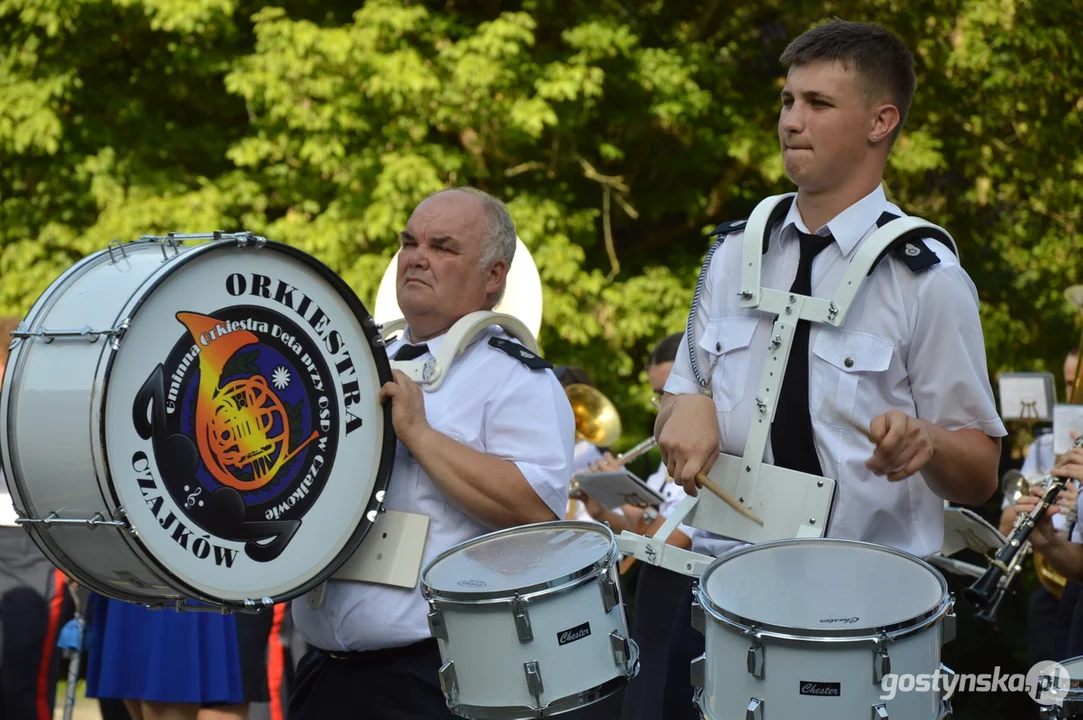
[694,472,764,526]
[832,407,875,443]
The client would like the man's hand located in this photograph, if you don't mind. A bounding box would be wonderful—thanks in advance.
[379,369,430,447]
[866,410,935,482]
[1013,493,1059,551]
[657,393,719,497]
[587,452,623,474]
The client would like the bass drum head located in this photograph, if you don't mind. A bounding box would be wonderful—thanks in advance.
[422,521,613,600]
[102,241,394,606]
[701,538,947,635]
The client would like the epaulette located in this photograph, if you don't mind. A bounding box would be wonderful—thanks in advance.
[874,212,952,274]
[708,218,748,238]
[488,337,552,370]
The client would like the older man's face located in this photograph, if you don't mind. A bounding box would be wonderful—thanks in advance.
[395,191,507,340]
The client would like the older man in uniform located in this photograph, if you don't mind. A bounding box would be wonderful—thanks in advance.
[289,188,574,719]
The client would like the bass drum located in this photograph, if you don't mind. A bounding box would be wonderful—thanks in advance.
[0,234,394,609]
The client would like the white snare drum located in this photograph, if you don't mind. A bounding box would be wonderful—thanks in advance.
[694,539,955,720]
[1039,656,1083,719]
[420,521,638,718]
[1,233,394,608]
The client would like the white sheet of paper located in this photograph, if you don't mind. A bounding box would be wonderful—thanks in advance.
[1053,404,1083,454]
[574,471,665,510]
[998,372,1055,421]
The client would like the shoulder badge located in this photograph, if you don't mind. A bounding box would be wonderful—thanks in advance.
[488,337,552,370]
[709,218,748,238]
[893,238,940,273]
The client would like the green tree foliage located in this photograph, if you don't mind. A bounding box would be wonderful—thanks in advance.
[3,2,1081,714]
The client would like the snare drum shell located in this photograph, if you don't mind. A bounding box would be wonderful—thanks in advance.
[421,522,636,717]
[696,539,952,720]
[434,565,632,714]
[699,616,946,720]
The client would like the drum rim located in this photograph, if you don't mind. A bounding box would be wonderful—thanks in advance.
[94,238,396,606]
[445,638,639,719]
[420,520,618,603]
[697,537,952,641]
[0,244,186,603]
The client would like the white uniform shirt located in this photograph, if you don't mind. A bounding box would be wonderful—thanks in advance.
[292,327,574,652]
[665,185,1007,559]
[0,468,16,527]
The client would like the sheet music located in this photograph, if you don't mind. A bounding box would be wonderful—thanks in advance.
[998,372,1055,421]
[1053,404,1083,454]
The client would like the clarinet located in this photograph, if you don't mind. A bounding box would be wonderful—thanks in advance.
[965,436,1083,614]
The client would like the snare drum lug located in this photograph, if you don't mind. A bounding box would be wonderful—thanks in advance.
[943,598,957,644]
[873,635,891,684]
[746,640,765,679]
[512,596,533,643]
[428,605,448,641]
[690,655,706,689]
[523,661,544,707]
[690,599,706,635]
[439,661,459,703]
[609,631,630,667]
[600,571,620,613]
[745,697,764,720]
[872,703,889,719]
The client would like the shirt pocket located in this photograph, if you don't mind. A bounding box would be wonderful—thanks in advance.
[698,316,760,412]
[810,328,895,423]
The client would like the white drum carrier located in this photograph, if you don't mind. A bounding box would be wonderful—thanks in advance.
[0,233,395,609]
[693,539,955,720]
[421,521,638,718]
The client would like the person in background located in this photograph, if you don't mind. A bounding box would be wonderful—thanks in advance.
[0,315,70,720]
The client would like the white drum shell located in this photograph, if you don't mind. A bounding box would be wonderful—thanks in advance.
[2,238,392,606]
[2,244,185,601]
[422,522,637,718]
[696,539,952,720]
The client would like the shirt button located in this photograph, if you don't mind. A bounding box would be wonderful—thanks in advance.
[844,357,854,368]
[716,342,722,352]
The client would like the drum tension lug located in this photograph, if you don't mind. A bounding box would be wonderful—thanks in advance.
[745,630,765,679]
[943,598,957,644]
[690,654,706,689]
[873,633,891,684]
[512,594,533,643]
[523,660,544,708]
[745,697,764,720]
[600,570,620,613]
[872,703,889,719]
[609,631,630,667]
[690,599,706,635]
[438,661,459,704]
[428,603,448,642]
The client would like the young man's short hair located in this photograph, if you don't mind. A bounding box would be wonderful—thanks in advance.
[780,20,916,141]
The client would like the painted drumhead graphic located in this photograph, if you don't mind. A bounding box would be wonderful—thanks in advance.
[133,306,340,565]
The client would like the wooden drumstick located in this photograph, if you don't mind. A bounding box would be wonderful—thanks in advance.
[833,407,875,443]
[694,472,764,527]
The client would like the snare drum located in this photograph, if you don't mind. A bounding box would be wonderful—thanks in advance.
[694,539,955,720]
[0,233,394,608]
[1040,656,1083,719]
[420,521,638,719]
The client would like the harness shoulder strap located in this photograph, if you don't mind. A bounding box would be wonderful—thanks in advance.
[738,193,797,308]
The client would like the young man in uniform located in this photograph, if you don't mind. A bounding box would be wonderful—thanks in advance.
[656,21,1005,717]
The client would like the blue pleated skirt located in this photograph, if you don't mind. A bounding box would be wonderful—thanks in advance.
[86,596,244,704]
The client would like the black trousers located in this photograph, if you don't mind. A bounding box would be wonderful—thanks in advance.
[621,564,694,720]
[1061,582,1083,658]
[661,582,703,720]
[288,638,625,720]
[0,528,67,720]
[1027,584,1068,666]
[288,640,455,720]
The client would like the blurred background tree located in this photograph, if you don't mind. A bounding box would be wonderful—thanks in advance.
[3,1,1082,715]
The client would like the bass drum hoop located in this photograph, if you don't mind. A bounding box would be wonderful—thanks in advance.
[93,239,396,607]
[697,538,952,643]
[421,520,619,605]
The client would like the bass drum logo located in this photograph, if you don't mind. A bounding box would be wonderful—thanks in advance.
[133,307,339,562]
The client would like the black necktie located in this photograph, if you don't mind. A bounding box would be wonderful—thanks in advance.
[771,230,833,476]
[392,343,429,361]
